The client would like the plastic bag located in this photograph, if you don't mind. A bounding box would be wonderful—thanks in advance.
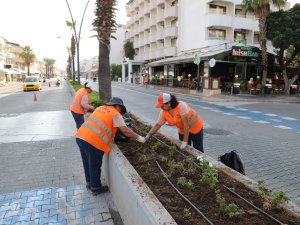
[218,150,245,175]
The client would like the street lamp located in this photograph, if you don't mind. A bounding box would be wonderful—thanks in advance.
[65,0,91,84]
[57,36,74,80]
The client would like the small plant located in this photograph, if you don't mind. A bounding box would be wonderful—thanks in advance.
[257,180,267,199]
[167,160,177,176]
[200,161,219,188]
[215,189,244,219]
[177,176,195,191]
[159,155,168,162]
[169,145,177,156]
[183,207,192,219]
[177,176,187,186]
[151,142,162,152]
[271,191,289,208]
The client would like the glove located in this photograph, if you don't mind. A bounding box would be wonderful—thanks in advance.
[145,134,151,141]
[136,136,146,144]
[180,141,187,150]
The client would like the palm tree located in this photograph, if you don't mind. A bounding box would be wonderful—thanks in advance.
[43,58,56,78]
[71,35,76,81]
[20,46,35,76]
[92,0,117,101]
[242,0,285,87]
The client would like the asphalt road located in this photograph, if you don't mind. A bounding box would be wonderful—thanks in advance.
[108,82,300,207]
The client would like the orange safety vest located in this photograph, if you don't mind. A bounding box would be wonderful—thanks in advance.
[70,88,90,115]
[162,101,203,134]
[76,105,119,154]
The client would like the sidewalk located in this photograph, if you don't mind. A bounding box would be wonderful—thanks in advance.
[0,82,22,94]
[0,81,122,225]
[119,82,300,104]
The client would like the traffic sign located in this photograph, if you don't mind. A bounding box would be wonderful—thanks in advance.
[193,54,201,65]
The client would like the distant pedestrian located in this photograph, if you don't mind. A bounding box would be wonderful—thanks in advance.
[76,97,146,195]
[70,82,95,129]
[145,93,204,152]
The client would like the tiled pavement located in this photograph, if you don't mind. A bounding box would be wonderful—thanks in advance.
[0,184,113,225]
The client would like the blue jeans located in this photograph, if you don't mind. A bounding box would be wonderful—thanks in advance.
[179,129,204,152]
[76,138,105,192]
[71,111,84,129]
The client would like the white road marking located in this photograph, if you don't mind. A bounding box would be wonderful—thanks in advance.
[254,120,270,124]
[281,117,297,121]
[236,108,248,111]
[265,113,278,117]
[273,125,292,130]
[251,111,262,113]
[238,116,251,120]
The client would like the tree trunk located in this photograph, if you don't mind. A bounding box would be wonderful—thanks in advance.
[258,8,268,88]
[72,57,76,81]
[283,69,298,94]
[98,41,111,101]
[27,65,30,76]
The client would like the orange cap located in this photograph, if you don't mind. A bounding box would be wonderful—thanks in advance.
[155,93,171,108]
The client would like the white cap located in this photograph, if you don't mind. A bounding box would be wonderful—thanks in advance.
[155,93,171,108]
[85,83,93,89]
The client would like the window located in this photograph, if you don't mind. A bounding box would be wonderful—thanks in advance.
[171,19,178,27]
[208,29,226,40]
[209,4,226,15]
[171,38,177,47]
[254,33,260,43]
[234,31,246,41]
[235,8,246,17]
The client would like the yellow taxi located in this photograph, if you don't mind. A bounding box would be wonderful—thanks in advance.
[23,76,42,91]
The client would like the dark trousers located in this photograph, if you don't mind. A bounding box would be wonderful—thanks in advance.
[179,129,204,152]
[76,138,104,192]
[71,111,84,129]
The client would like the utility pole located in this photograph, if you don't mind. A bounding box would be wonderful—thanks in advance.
[65,0,91,84]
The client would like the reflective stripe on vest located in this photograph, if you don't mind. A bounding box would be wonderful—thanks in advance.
[75,105,119,154]
[163,101,202,134]
[70,88,89,114]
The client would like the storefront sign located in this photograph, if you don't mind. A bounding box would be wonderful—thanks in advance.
[232,46,260,58]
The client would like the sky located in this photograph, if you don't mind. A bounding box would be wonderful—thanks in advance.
[0,0,299,70]
[0,0,129,70]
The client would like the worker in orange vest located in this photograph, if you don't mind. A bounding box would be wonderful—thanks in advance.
[76,97,146,196]
[145,93,204,152]
[70,82,95,129]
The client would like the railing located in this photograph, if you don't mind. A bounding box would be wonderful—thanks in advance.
[147,78,198,89]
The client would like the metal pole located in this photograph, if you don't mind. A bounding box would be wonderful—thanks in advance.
[65,0,91,85]
[196,64,200,91]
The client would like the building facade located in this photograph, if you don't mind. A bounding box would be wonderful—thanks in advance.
[124,0,289,93]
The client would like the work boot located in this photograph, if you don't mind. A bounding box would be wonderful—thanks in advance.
[91,186,109,196]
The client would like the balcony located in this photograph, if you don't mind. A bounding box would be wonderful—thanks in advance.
[157,0,164,6]
[144,36,150,45]
[150,33,156,43]
[164,26,178,38]
[156,30,164,40]
[206,13,233,28]
[149,16,157,27]
[233,17,253,30]
[155,49,164,58]
[156,13,164,23]
[149,51,156,59]
[150,0,157,10]
[164,46,177,57]
[143,3,150,15]
[164,6,178,19]
[143,20,150,30]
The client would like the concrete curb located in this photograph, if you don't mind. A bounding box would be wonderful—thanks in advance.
[102,146,177,225]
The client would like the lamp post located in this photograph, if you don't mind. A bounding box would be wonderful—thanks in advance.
[57,36,73,80]
[65,0,91,84]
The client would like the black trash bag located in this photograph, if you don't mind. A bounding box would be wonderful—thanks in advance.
[114,117,132,143]
[218,150,245,175]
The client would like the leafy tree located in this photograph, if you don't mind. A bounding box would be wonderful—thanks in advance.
[111,64,122,79]
[20,46,35,75]
[242,0,286,87]
[92,0,117,101]
[267,4,300,93]
[43,58,56,78]
[123,41,135,60]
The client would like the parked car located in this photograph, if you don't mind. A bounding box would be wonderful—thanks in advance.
[23,76,41,91]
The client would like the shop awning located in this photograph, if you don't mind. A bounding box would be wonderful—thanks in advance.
[148,49,230,66]
[0,68,20,75]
